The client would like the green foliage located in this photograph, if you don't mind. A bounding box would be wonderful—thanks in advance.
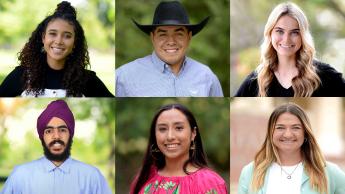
[0,98,115,192]
[0,0,114,50]
[116,0,230,96]
[115,98,229,193]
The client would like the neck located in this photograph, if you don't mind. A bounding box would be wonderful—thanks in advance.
[277,55,297,73]
[168,62,183,76]
[278,150,302,166]
[47,58,65,70]
[160,154,195,176]
[51,159,65,167]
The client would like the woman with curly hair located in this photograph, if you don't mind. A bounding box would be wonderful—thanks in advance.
[0,1,113,97]
[130,104,227,194]
[235,2,345,97]
[238,103,345,194]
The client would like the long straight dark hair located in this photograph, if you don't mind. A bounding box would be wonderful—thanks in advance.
[132,104,208,194]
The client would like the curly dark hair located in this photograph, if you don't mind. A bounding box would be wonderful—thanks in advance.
[19,1,89,96]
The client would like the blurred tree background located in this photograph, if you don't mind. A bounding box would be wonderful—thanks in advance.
[0,0,115,94]
[230,0,345,96]
[116,0,230,96]
[115,98,230,193]
[0,98,115,193]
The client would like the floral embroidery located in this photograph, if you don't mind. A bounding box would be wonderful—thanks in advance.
[144,180,180,194]
[205,189,218,194]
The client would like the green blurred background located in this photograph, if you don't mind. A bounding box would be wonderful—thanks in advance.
[116,0,230,96]
[0,98,115,193]
[231,0,345,96]
[115,98,230,193]
[0,0,115,94]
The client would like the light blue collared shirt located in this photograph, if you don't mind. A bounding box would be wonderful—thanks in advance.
[115,52,224,97]
[1,157,112,194]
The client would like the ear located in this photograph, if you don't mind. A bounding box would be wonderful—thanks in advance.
[188,31,192,40]
[42,32,46,43]
[191,126,197,141]
[150,31,154,44]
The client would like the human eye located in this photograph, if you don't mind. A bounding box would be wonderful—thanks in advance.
[157,127,167,132]
[275,126,285,130]
[176,126,184,131]
[59,127,68,133]
[275,29,284,35]
[44,129,52,134]
[291,31,300,36]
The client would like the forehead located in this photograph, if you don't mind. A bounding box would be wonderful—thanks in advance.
[46,18,75,33]
[276,112,302,124]
[47,117,67,126]
[154,26,188,33]
[274,15,299,30]
[156,109,188,124]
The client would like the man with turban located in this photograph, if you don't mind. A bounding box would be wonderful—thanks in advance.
[1,100,112,194]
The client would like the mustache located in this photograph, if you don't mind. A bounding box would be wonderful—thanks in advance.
[48,140,65,147]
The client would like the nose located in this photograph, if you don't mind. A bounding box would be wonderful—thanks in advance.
[166,35,176,45]
[55,35,63,44]
[52,129,61,139]
[283,128,293,138]
[167,128,176,141]
[283,33,291,43]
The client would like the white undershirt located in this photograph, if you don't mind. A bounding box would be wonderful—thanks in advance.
[266,162,303,194]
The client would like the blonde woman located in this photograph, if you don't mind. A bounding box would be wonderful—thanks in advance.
[235,2,345,97]
[238,103,345,194]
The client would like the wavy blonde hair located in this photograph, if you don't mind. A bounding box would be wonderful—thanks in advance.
[251,103,328,194]
[257,2,320,97]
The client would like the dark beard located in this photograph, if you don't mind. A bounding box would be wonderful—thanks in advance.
[41,137,73,162]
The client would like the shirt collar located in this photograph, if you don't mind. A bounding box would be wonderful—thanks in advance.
[41,156,71,174]
[151,51,187,75]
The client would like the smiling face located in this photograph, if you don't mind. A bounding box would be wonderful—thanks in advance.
[42,18,75,69]
[43,117,70,157]
[272,112,305,155]
[155,108,196,161]
[151,26,192,68]
[271,15,302,59]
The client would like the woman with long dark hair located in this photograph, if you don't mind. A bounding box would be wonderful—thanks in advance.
[130,103,227,194]
[0,1,113,97]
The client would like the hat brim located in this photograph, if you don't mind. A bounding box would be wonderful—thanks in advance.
[132,17,210,36]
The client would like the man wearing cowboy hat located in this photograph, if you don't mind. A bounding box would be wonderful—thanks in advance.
[1,100,112,194]
[116,1,223,97]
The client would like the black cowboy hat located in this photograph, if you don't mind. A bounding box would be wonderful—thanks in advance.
[133,1,210,36]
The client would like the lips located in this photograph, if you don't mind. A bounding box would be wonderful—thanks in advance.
[279,44,294,48]
[165,143,179,150]
[279,139,297,144]
[51,47,65,55]
[164,48,179,53]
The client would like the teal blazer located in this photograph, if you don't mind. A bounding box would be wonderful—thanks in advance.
[238,161,345,194]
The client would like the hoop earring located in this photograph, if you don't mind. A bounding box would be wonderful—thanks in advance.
[150,144,160,160]
[190,140,196,150]
[190,140,196,158]
[304,138,308,143]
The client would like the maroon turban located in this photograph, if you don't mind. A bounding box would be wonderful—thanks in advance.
[37,100,75,139]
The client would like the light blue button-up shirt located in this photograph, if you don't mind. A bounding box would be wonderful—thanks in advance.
[115,52,224,97]
[1,157,112,194]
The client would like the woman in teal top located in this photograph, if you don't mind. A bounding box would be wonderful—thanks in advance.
[238,103,345,194]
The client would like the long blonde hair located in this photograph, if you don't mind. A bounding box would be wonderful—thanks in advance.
[257,2,320,97]
[251,103,328,194]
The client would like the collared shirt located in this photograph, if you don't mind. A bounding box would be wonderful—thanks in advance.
[115,52,223,97]
[0,157,112,194]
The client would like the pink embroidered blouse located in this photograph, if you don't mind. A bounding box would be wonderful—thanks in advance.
[135,167,228,194]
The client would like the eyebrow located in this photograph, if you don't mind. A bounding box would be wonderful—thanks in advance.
[275,124,302,127]
[156,27,186,33]
[273,27,300,32]
[47,29,73,35]
[157,122,185,126]
[45,125,68,129]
